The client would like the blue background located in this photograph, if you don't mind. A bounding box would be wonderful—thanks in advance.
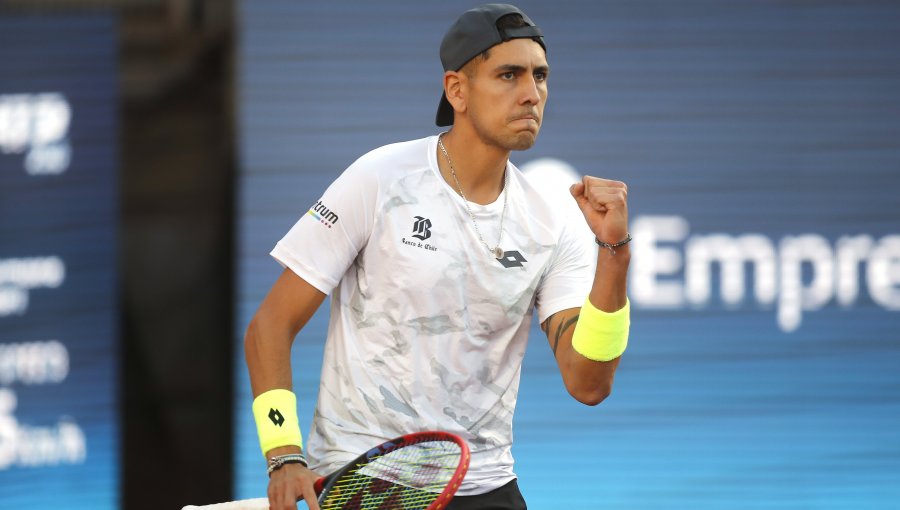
[234,1,900,508]
[0,14,119,510]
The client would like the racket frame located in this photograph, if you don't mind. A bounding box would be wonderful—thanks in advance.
[314,431,470,510]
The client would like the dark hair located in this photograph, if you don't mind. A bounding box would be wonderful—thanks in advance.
[462,13,542,76]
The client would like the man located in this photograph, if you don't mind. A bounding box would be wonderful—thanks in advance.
[245,4,631,509]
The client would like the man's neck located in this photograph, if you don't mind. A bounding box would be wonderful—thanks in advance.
[437,127,509,205]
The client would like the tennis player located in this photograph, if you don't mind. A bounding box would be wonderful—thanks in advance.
[245,4,631,509]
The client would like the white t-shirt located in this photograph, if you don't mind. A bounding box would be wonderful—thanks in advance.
[271,135,593,495]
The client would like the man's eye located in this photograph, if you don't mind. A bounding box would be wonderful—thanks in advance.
[535,72,547,81]
[501,72,515,80]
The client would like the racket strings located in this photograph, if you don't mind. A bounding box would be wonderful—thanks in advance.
[320,440,462,510]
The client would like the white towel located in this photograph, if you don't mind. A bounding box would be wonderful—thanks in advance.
[182,498,270,510]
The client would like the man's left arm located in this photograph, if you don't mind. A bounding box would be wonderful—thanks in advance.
[541,176,630,405]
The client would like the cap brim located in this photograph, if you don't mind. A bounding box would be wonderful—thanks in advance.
[435,92,454,127]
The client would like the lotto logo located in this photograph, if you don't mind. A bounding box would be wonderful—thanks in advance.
[497,251,527,268]
[268,408,285,427]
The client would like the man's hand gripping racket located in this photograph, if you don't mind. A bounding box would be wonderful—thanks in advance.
[277,431,470,510]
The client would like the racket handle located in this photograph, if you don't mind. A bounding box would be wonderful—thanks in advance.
[313,470,338,495]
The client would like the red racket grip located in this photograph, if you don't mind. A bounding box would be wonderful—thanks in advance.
[313,476,326,495]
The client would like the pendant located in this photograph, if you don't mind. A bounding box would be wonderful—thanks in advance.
[492,247,504,259]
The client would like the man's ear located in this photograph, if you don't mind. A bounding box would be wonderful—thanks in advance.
[444,70,467,116]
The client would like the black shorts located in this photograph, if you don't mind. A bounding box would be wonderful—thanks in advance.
[446,479,527,510]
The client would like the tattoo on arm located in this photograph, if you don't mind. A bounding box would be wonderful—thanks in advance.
[552,314,580,356]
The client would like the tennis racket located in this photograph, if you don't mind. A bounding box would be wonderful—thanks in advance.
[312,431,470,510]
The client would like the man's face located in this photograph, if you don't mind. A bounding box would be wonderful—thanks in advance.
[463,38,549,151]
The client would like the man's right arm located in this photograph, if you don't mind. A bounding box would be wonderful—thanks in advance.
[245,268,326,396]
[244,267,328,510]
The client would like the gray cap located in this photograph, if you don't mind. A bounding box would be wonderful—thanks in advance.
[435,3,545,126]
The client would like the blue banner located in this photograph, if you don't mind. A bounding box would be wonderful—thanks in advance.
[0,13,119,509]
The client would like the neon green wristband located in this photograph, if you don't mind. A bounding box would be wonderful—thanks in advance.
[571,297,630,362]
[252,389,303,457]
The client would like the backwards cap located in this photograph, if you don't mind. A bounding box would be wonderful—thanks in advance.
[435,3,545,126]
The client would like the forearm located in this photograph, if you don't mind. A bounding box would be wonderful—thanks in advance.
[244,270,327,460]
[245,318,304,458]
[588,242,630,313]
[548,244,631,405]
[244,269,327,397]
[244,315,295,397]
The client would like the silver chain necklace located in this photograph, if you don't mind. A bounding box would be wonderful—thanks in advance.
[438,135,509,259]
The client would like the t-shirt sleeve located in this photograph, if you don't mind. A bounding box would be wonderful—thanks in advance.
[270,158,377,294]
[534,216,596,324]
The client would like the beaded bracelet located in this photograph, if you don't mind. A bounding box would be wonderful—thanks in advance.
[595,233,632,255]
[267,453,308,477]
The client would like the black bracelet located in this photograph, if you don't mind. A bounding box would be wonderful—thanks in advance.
[267,453,308,477]
[595,232,632,255]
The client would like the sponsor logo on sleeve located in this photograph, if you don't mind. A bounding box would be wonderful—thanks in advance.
[307,200,339,228]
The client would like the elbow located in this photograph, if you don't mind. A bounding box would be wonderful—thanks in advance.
[567,382,613,407]
[243,315,263,364]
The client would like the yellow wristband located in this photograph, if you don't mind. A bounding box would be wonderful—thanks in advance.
[252,389,302,457]
[571,297,630,362]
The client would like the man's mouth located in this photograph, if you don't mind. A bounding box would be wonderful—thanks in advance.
[511,113,540,124]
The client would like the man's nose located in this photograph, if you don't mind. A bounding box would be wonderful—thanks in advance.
[519,76,541,105]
